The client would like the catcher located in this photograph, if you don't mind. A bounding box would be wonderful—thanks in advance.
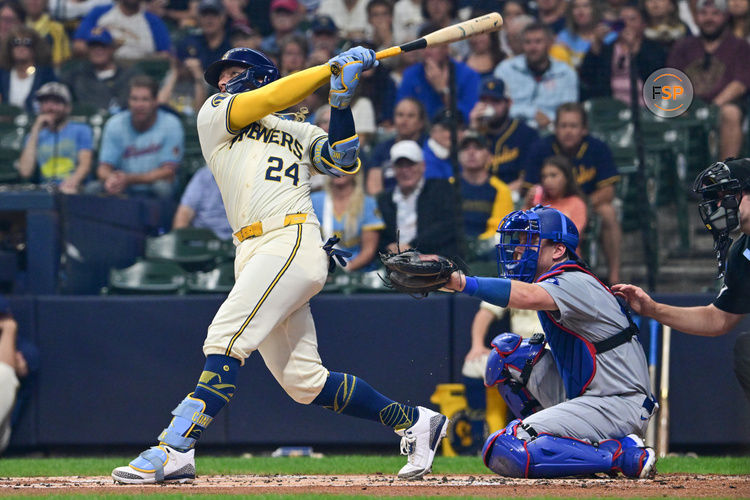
[382,205,658,479]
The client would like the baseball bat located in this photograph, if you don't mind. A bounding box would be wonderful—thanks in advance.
[657,325,671,458]
[646,318,658,448]
[329,13,504,75]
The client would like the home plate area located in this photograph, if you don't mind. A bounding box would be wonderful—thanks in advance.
[1,473,748,497]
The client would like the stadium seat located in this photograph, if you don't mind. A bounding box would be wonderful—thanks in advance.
[145,227,224,266]
[186,262,234,293]
[0,147,20,183]
[107,259,187,294]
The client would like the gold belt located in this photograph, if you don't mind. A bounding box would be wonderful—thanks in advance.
[233,213,308,242]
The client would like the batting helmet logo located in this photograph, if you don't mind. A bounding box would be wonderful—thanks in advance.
[204,48,280,94]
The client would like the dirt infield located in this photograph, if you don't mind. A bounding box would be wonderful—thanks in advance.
[1,474,748,497]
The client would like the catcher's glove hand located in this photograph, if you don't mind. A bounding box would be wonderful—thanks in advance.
[379,249,459,298]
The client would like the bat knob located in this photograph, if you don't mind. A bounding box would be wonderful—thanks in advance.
[330,62,341,76]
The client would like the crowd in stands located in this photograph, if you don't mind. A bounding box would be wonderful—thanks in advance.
[1,0,749,287]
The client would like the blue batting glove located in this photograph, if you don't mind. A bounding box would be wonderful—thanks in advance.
[327,47,378,108]
[322,236,353,273]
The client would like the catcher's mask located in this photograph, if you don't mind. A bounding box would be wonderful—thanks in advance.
[496,205,580,283]
[693,158,750,278]
[204,48,280,94]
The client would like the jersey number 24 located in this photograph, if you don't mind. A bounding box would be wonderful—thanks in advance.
[265,156,300,186]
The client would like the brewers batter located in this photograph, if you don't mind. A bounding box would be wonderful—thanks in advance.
[443,205,658,479]
[112,47,448,484]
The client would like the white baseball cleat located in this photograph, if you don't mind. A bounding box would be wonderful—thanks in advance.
[396,406,448,480]
[112,445,195,484]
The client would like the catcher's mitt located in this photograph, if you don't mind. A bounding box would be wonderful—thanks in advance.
[379,249,459,298]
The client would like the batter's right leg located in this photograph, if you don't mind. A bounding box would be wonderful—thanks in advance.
[258,305,448,480]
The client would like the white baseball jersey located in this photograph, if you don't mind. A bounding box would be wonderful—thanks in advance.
[197,93,327,232]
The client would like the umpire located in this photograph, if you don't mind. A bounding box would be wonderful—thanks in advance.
[613,158,750,402]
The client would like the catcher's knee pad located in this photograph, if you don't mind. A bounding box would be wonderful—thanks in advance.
[158,395,214,451]
[483,425,653,479]
[485,333,546,418]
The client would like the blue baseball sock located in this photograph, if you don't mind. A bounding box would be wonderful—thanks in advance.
[311,371,419,431]
[160,354,240,450]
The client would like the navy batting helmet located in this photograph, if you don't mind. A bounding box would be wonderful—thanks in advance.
[496,205,579,283]
[204,48,280,94]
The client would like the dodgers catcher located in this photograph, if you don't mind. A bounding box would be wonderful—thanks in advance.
[112,47,448,484]
[386,205,658,478]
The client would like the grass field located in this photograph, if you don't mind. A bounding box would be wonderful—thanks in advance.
[1,453,748,476]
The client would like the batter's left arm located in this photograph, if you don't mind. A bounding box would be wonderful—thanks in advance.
[310,106,362,177]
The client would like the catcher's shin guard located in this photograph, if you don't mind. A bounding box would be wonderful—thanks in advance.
[482,420,656,479]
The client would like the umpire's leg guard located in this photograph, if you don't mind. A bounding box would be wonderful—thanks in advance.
[482,419,656,478]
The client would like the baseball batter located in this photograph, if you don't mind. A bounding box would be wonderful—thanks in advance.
[112,47,448,484]
[442,205,658,479]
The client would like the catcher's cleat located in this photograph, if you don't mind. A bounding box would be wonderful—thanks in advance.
[112,445,195,484]
[396,406,448,480]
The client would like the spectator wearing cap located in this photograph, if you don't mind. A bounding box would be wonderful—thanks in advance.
[668,0,750,159]
[0,25,56,114]
[376,139,462,259]
[365,0,394,52]
[468,76,538,198]
[458,132,513,241]
[176,0,231,72]
[17,82,93,193]
[22,0,70,67]
[494,22,578,130]
[365,97,427,194]
[308,14,340,63]
[260,0,303,56]
[579,4,666,107]
[60,28,138,114]
[396,23,480,122]
[318,0,369,40]
[0,295,38,456]
[72,0,171,61]
[88,75,184,200]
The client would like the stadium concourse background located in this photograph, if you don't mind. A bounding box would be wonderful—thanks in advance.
[1,192,749,453]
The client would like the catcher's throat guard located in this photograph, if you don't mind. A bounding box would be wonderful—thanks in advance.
[693,160,748,278]
[496,205,579,283]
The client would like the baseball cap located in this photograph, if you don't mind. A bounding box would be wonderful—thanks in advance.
[432,107,465,128]
[390,140,424,163]
[198,0,224,14]
[35,82,72,104]
[459,131,489,150]
[310,15,337,34]
[479,76,507,100]
[696,0,727,11]
[86,27,114,46]
[270,0,299,12]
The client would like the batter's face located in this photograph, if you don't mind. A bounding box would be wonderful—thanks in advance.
[218,65,248,93]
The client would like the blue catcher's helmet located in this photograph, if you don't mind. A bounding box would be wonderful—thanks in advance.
[204,48,280,94]
[496,205,579,283]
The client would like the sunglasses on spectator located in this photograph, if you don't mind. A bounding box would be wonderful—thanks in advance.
[11,37,32,47]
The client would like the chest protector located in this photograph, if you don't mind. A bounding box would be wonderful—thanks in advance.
[535,261,639,399]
